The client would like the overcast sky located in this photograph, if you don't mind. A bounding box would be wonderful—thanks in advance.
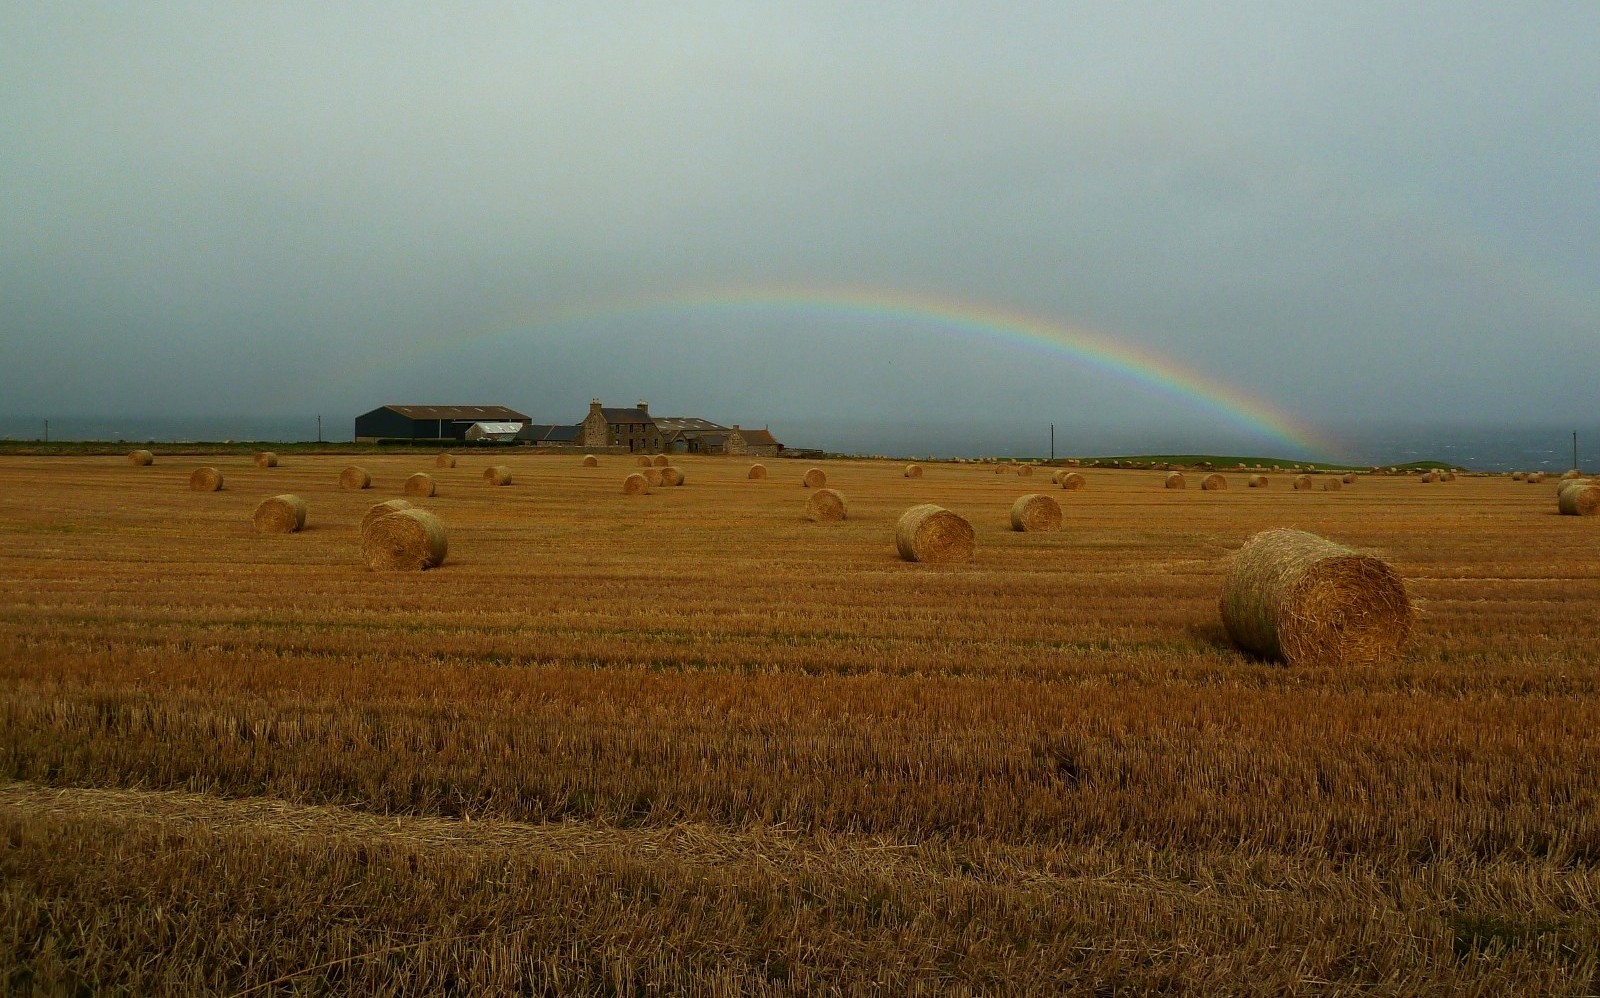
[3,3,1597,456]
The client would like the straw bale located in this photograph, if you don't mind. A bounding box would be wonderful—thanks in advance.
[895,504,974,564]
[1164,472,1186,489]
[1561,469,1583,481]
[806,488,847,522]
[1322,477,1342,492]
[1059,472,1086,491]
[1528,472,1545,484]
[623,472,650,495]
[404,472,436,498]
[1342,473,1357,485]
[747,464,768,480]
[642,467,664,487]
[1220,528,1414,667]
[1009,493,1062,532]
[361,498,412,533]
[1292,475,1313,490]
[1017,466,1033,477]
[803,468,827,488]
[661,466,685,486]
[1511,472,1526,481]
[905,464,923,479]
[636,456,652,467]
[340,466,371,490]
[1248,475,1268,488]
[652,454,669,467]
[252,494,307,534]
[582,455,599,467]
[128,450,154,466]
[1420,472,1437,484]
[435,453,456,469]
[482,465,512,487]
[1201,474,1228,491]
[361,508,447,571]
[189,467,223,492]
[1443,472,1457,482]
[1558,480,1599,516]
[994,466,1006,475]
[253,452,278,468]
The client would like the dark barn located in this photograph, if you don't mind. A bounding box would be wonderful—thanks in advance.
[354,405,531,443]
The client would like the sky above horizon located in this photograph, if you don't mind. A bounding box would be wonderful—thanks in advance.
[4,4,1597,460]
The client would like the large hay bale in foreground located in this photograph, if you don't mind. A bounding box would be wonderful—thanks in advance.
[635,456,652,468]
[482,465,512,487]
[1058,472,1086,491]
[361,498,412,533]
[340,466,371,490]
[1201,474,1227,491]
[1220,528,1414,667]
[1292,475,1313,490]
[1323,477,1342,492]
[404,472,436,497]
[189,467,224,492]
[803,468,827,488]
[905,464,923,479]
[253,494,307,534]
[361,508,447,571]
[1164,472,1186,490]
[582,454,599,467]
[806,488,847,522]
[896,504,974,564]
[435,453,456,469]
[1558,480,1599,516]
[1009,493,1062,532]
[1248,475,1268,488]
[253,452,278,468]
[623,472,650,495]
[661,466,685,486]
[128,449,154,466]
[748,464,768,480]
[642,467,664,487]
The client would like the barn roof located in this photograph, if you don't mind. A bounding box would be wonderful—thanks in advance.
[737,428,781,447]
[467,422,523,435]
[654,417,728,433]
[516,423,582,443]
[379,405,529,421]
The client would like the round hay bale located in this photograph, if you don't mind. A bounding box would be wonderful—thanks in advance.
[253,494,307,534]
[1342,473,1357,485]
[582,454,599,467]
[1009,493,1062,532]
[1164,472,1186,490]
[623,472,650,495]
[128,449,154,466]
[895,504,974,564]
[340,466,371,490]
[404,472,436,498]
[1017,466,1034,477]
[747,464,768,480]
[361,508,447,571]
[1201,474,1228,491]
[361,498,413,533]
[1443,472,1457,482]
[1059,472,1086,491]
[1420,472,1437,484]
[189,467,223,492]
[652,454,669,467]
[905,464,923,479]
[1511,472,1526,481]
[642,467,664,487]
[806,488,847,522]
[1322,477,1342,492]
[253,452,278,468]
[1558,480,1599,516]
[1528,472,1545,484]
[994,466,1006,475]
[1219,528,1414,667]
[482,465,512,487]
[1561,468,1583,481]
[435,453,456,469]
[803,468,827,489]
[1248,475,1269,488]
[635,456,652,467]
[661,466,685,486]
[1292,475,1313,490]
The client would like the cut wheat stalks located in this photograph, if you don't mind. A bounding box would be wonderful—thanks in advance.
[252,494,307,534]
[252,452,278,468]
[189,467,223,492]
[482,465,512,487]
[1220,528,1414,667]
[747,464,768,480]
[1164,472,1186,490]
[661,467,685,487]
[340,466,371,490]
[435,453,456,469]
[128,449,155,466]
[1558,480,1599,516]
[1201,474,1228,491]
[896,504,974,564]
[806,488,847,522]
[404,473,436,498]
[803,468,827,488]
[361,498,413,534]
[622,473,650,495]
[361,508,447,571]
[1009,493,1062,532]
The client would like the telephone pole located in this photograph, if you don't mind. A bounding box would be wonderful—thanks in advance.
[43,419,48,443]
[1575,431,1580,471]
[317,415,322,444]
[1050,423,1055,460]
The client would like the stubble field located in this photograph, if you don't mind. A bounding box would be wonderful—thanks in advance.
[1,452,1597,995]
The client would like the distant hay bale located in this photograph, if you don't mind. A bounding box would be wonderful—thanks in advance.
[635,456,652,467]
[652,454,669,467]
[905,464,923,479]
[189,467,223,492]
[1528,472,1545,484]
[1059,472,1086,491]
[1561,469,1583,481]
[1511,472,1526,481]
[1201,474,1227,491]
[895,504,974,564]
[128,450,154,466]
[435,453,456,469]
[1009,493,1062,532]
[1164,472,1186,490]
[361,498,412,533]
[1558,480,1599,516]
[253,494,307,534]
[340,466,371,490]
[661,466,685,486]
[1420,472,1437,484]
[482,465,512,487]
[1342,473,1357,485]
[1292,475,1313,490]
[253,452,278,468]
[1248,475,1269,488]
[994,466,1006,475]
[806,488,847,522]
[1017,466,1033,477]
[1442,472,1457,482]
[1065,459,1080,467]
[622,472,650,495]
[404,472,436,497]
[1322,477,1342,492]
[803,468,827,488]
[582,454,599,467]
[1220,528,1414,667]
[747,464,768,480]
[361,508,447,571]
[642,467,664,487]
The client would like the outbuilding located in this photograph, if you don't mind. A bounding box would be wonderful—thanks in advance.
[354,405,530,443]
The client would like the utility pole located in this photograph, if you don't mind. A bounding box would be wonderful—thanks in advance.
[1050,423,1055,461]
[317,415,322,444]
[43,419,48,443]
[1575,431,1580,471]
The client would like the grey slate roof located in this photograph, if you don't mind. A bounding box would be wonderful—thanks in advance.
[381,404,529,421]
[516,423,582,443]
[599,407,651,423]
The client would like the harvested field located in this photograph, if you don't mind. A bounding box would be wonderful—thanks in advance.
[1,453,1598,994]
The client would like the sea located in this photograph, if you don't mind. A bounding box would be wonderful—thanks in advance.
[0,415,1592,473]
